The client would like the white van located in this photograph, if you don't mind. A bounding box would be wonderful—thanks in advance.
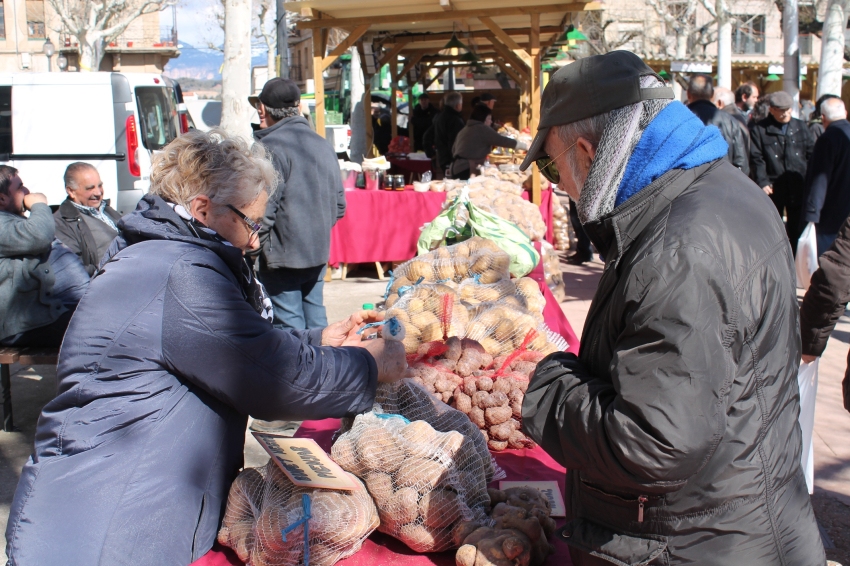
[0,72,183,214]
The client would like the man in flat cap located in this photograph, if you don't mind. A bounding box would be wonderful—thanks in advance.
[521,51,824,564]
[750,90,814,247]
[251,78,346,333]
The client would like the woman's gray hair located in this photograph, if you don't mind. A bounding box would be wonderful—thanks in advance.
[149,128,279,213]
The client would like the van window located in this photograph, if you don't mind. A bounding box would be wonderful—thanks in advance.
[0,86,11,154]
[136,87,178,150]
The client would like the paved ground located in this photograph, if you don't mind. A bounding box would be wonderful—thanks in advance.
[1,256,849,562]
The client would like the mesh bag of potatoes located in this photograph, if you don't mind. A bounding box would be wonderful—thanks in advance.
[386,283,470,354]
[331,410,492,553]
[217,460,379,566]
[386,238,511,305]
[457,277,546,321]
[463,302,562,358]
[540,241,566,301]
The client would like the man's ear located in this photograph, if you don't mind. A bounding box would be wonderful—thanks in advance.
[576,137,596,172]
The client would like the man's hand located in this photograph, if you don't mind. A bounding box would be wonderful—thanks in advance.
[360,338,407,383]
[321,310,385,347]
[762,185,773,195]
[801,354,818,364]
[23,193,48,210]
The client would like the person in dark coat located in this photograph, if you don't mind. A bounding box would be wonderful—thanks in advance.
[807,94,841,141]
[251,78,346,331]
[686,75,749,174]
[800,213,850,414]
[411,93,438,152]
[429,91,465,173]
[53,162,122,274]
[518,51,824,565]
[750,90,815,247]
[449,103,527,179]
[802,97,850,255]
[4,130,406,566]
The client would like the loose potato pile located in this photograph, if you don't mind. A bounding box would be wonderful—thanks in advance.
[453,487,557,566]
[331,412,490,553]
[479,165,531,188]
[217,461,379,566]
[446,185,546,242]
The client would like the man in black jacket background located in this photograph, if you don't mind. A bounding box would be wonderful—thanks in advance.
[53,162,122,274]
[802,97,850,255]
[425,91,464,174]
[686,75,749,174]
[750,90,814,248]
[251,78,346,331]
[411,93,438,152]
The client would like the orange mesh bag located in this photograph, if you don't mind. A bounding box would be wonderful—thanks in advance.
[217,461,379,566]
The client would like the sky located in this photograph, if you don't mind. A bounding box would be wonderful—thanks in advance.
[163,0,224,50]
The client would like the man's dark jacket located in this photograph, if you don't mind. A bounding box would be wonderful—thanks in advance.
[255,115,346,270]
[53,198,122,275]
[800,213,850,413]
[750,115,814,195]
[802,119,850,236]
[523,161,824,565]
[687,99,749,174]
[5,195,378,565]
[411,103,438,152]
[430,106,465,170]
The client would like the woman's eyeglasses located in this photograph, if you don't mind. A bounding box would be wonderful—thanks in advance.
[535,140,578,184]
[227,204,262,238]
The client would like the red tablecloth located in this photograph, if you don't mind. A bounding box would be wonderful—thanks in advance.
[521,189,554,245]
[330,190,447,266]
[388,157,435,184]
[194,419,572,566]
[529,241,579,355]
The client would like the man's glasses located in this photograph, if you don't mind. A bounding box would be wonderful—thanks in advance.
[535,140,578,184]
[227,204,262,238]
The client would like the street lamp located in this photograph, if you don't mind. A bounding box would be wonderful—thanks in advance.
[56,54,68,71]
[42,38,55,72]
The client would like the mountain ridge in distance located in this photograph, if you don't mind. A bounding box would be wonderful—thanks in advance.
[164,42,269,80]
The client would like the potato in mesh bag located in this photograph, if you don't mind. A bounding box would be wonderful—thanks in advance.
[217,460,379,566]
[387,284,469,354]
[391,238,510,287]
[331,411,491,553]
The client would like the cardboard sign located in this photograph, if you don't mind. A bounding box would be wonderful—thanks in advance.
[499,480,566,518]
[253,433,361,491]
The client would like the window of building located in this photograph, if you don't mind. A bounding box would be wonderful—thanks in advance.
[0,2,6,39]
[26,0,45,38]
[732,14,766,55]
[0,86,12,154]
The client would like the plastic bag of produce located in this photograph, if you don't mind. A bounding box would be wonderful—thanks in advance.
[218,460,379,566]
[331,410,491,552]
[418,189,539,278]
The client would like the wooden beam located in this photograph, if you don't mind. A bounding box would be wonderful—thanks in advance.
[478,16,531,66]
[295,3,604,30]
[312,32,326,138]
[424,66,448,90]
[530,12,541,205]
[541,30,562,56]
[494,57,524,86]
[398,52,425,79]
[440,0,454,9]
[321,24,370,70]
[378,41,408,68]
[489,37,530,78]
[381,26,561,45]
[357,41,374,159]
[390,54,399,140]
[420,52,500,63]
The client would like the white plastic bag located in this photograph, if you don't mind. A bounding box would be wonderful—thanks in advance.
[796,222,818,290]
[797,359,819,494]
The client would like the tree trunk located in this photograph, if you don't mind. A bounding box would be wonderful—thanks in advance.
[220,0,253,141]
[79,37,104,72]
[716,11,732,88]
[818,0,848,98]
[783,0,801,115]
[672,33,688,101]
[267,39,277,79]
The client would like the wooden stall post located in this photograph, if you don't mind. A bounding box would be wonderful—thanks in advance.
[529,13,541,205]
[390,53,399,140]
[312,31,326,137]
[357,40,375,157]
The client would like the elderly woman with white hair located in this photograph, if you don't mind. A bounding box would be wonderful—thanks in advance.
[5,130,406,566]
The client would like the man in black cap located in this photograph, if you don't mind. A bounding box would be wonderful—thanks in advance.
[411,93,438,152]
[251,78,346,331]
[520,51,824,565]
[750,90,814,247]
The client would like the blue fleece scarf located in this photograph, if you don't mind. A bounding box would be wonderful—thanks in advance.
[614,101,728,207]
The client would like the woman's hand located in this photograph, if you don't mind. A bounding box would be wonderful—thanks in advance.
[321,310,385,347]
[801,354,818,364]
[360,338,407,383]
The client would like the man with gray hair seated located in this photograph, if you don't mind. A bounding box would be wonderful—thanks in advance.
[802,97,850,255]
[519,51,824,564]
[54,162,122,274]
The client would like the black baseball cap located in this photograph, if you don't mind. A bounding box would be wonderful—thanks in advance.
[248,78,301,109]
[520,51,674,171]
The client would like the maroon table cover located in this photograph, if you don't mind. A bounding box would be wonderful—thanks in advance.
[388,158,435,184]
[194,419,573,566]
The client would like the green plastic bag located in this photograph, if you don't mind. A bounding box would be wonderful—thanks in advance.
[418,188,540,278]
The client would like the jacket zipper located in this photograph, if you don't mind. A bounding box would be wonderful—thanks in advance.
[581,480,652,524]
[638,495,648,522]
